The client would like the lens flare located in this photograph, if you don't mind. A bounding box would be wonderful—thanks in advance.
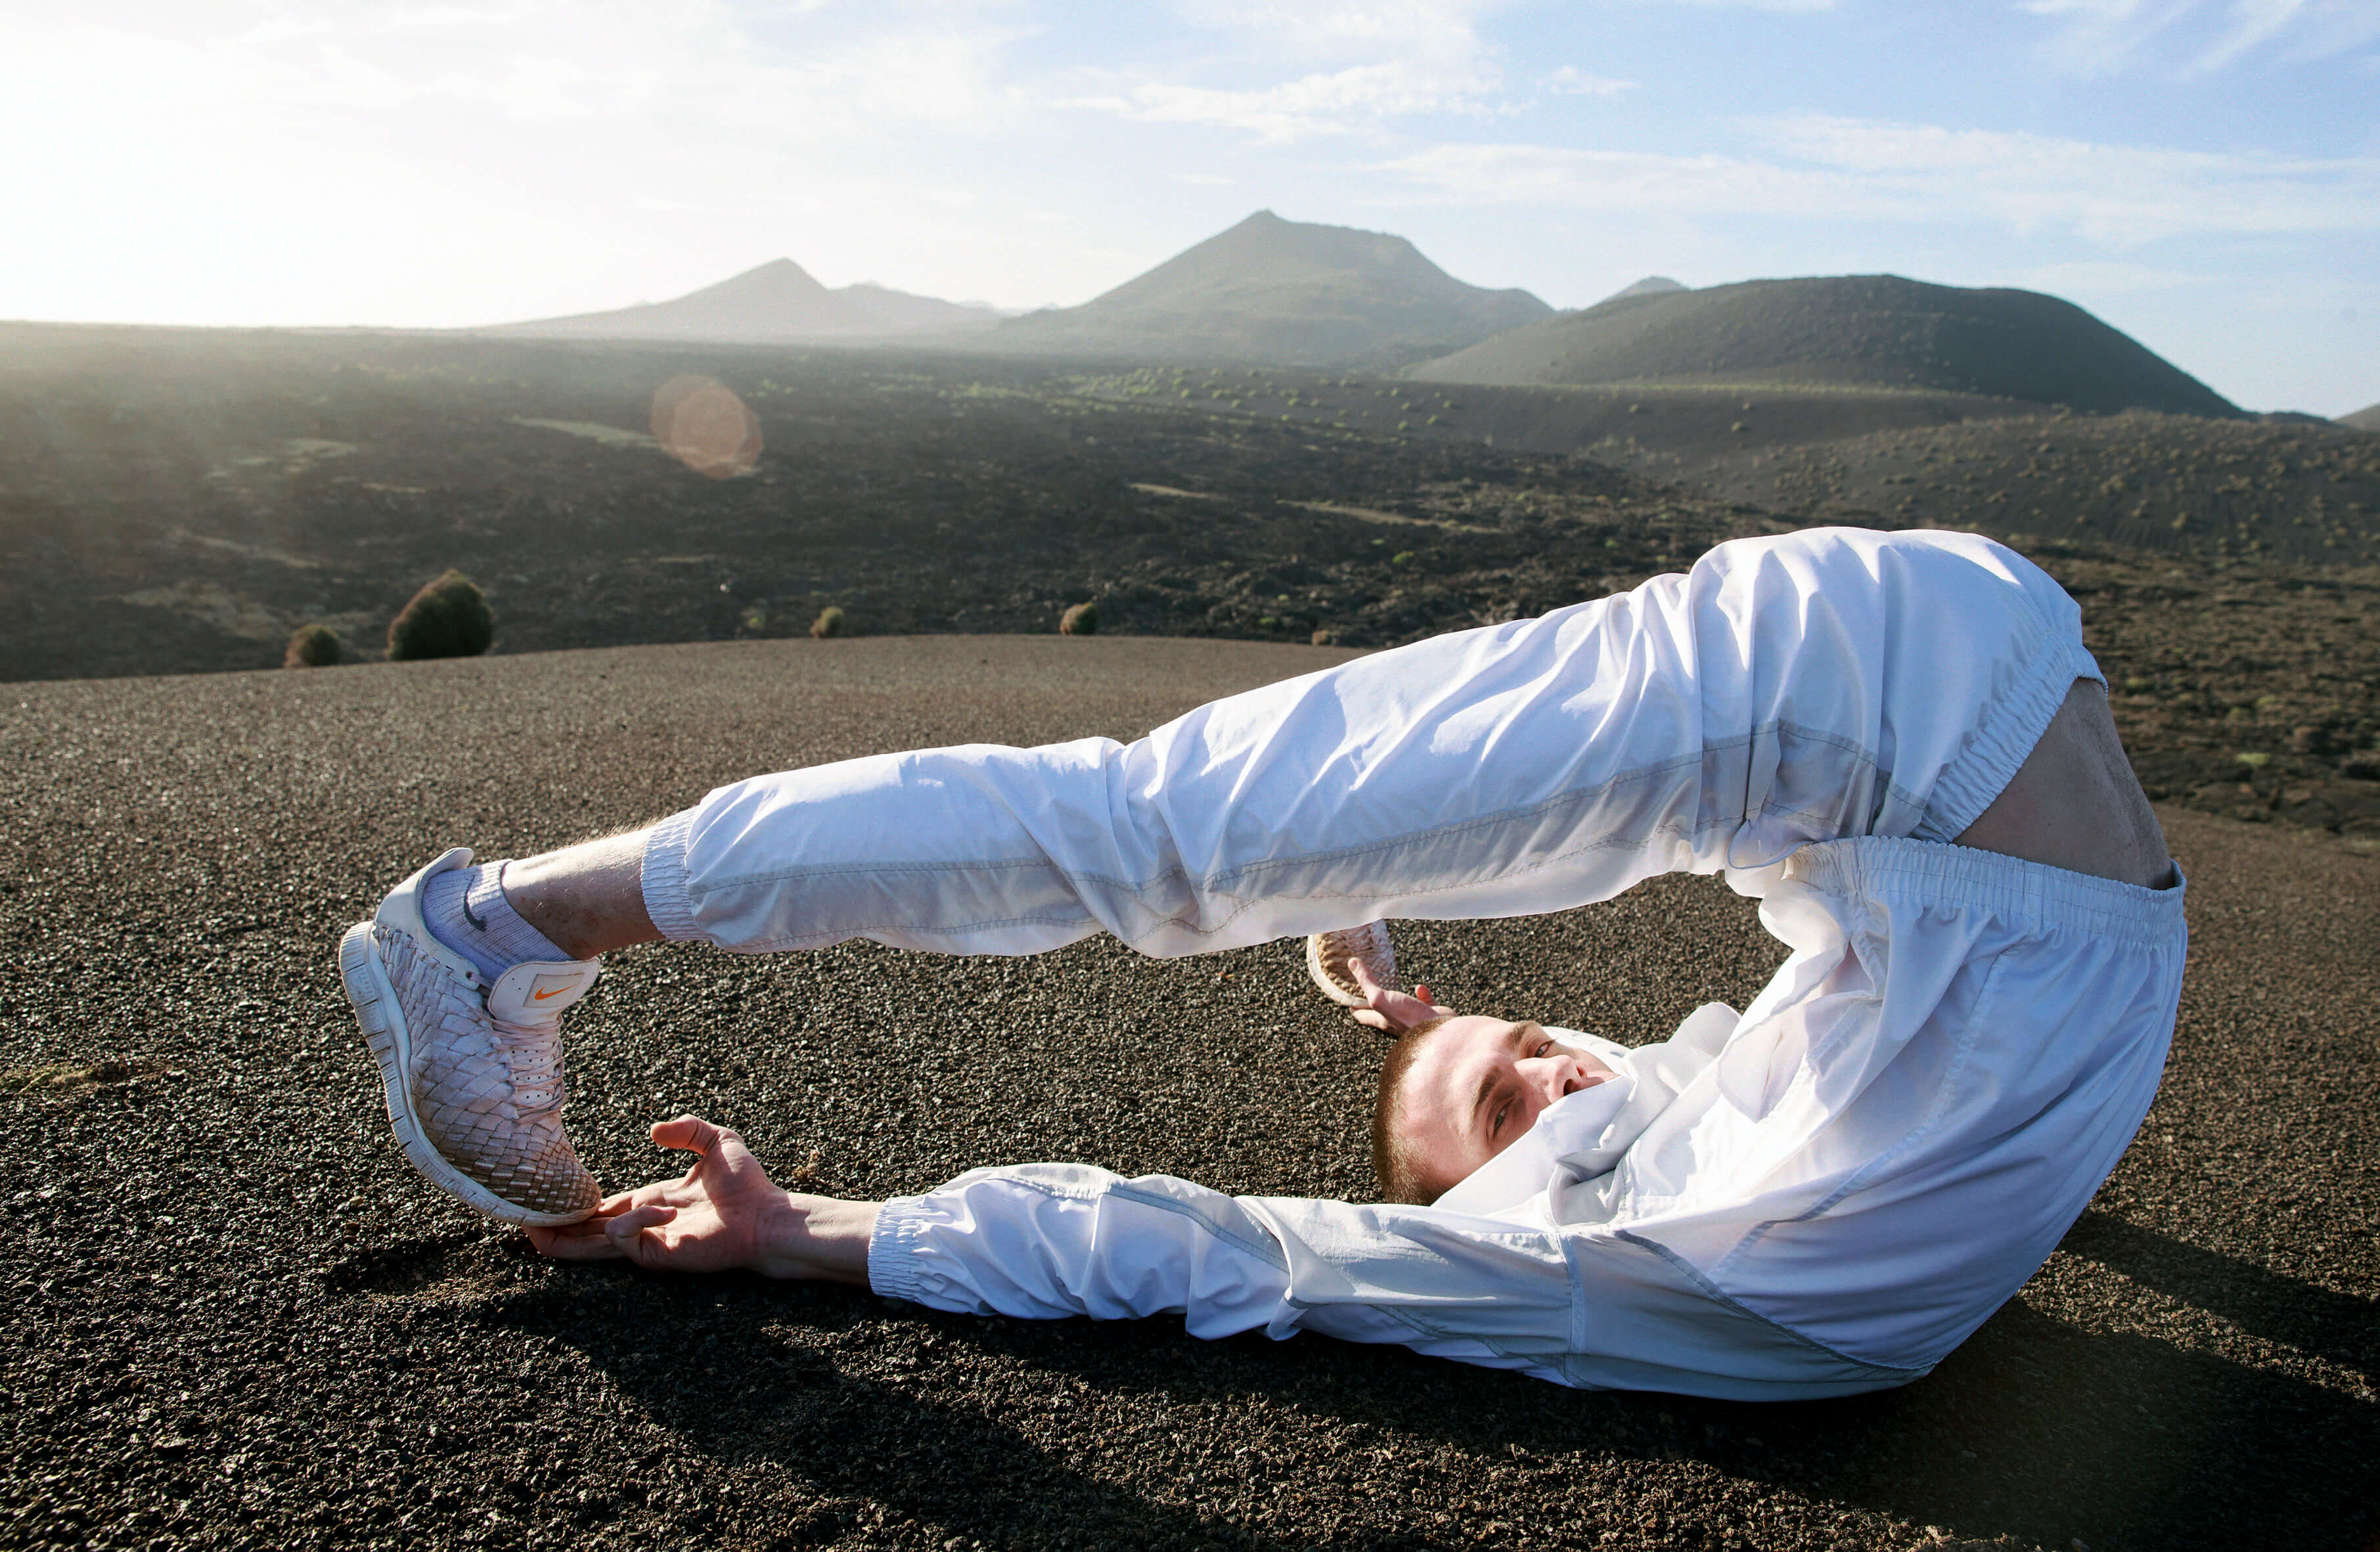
[650,374,761,478]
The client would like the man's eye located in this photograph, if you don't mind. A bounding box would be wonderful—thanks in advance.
[1491,1102,1510,1138]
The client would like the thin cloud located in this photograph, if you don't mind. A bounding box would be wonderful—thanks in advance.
[1387,117,2380,244]
[6,1,1030,132]
[1768,114,2380,240]
[1064,0,1520,139]
[1544,64,1634,95]
[1613,0,1839,10]
[1386,143,1890,219]
[1067,58,1508,141]
[2193,0,2309,70]
[2011,259,2220,293]
[1167,0,1503,62]
[2017,0,2380,76]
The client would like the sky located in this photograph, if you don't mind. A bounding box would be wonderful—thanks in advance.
[2,0,2375,414]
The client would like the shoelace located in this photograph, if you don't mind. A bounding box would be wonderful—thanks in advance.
[490,1017,565,1113]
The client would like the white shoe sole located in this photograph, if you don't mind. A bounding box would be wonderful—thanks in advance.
[339,920,597,1228]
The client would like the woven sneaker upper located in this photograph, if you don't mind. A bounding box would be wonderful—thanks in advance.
[1310,921,1398,1004]
[378,924,602,1218]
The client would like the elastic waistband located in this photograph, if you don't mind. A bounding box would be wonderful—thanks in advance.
[1913,632,2103,846]
[1784,835,2186,947]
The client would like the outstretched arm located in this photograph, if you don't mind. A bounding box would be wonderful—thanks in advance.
[534,1114,1584,1382]
[527,1115,880,1282]
[526,1112,1899,1400]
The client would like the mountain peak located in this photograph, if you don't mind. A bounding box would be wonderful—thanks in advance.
[1593,276,1688,307]
[993,211,1550,365]
[689,258,831,303]
[1171,210,1435,280]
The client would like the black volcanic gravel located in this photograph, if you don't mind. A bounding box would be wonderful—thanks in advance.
[0,636,2373,1551]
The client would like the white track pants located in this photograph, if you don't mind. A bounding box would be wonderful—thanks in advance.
[639,527,2188,1398]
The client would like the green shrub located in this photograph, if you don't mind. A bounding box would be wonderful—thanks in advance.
[1060,602,1099,636]
[283,622,341,668]
[810,606,846,639]
[386,571,493,661]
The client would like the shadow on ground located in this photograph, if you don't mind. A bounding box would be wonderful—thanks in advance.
[302,1193,2379,1552]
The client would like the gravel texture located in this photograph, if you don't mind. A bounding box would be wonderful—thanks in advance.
[1,635,2373,1551]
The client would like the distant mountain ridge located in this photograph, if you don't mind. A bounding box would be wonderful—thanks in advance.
[2343,403,2380,432]
[992,210,1552,366]
[1593,276,1687,306]
[481,259,998,343]
[1412,273,2240,418]
[474,238,2267,418]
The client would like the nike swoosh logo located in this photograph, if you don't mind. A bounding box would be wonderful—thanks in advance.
[533,987,568,1000]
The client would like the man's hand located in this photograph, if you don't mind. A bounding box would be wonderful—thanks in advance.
[1347,955,1452,1033]
[525,1115,880,1283]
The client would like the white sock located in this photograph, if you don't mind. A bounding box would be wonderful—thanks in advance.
[421,862,577,982]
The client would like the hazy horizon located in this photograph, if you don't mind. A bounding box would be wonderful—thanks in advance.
[3,1,2375,414]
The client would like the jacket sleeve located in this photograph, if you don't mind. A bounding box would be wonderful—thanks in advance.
[865,1162,1931,1398]
[866,1163,1577,1383]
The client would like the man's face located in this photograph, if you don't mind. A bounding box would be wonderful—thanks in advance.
[1394,1017,1617,1201]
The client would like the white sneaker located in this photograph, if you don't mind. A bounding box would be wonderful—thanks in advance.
[1306,921,1398,1007]
[338,847,603,1226]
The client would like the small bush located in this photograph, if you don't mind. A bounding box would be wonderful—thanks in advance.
[283,623,341,668]
[1060,602,1099,636]
[810,606,846,639]
[1311,627,1339,647]
[387,571,493,662]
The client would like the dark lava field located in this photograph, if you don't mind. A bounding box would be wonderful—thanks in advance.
[2,322,2377,846]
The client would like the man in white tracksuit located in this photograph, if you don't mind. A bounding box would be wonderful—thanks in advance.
[338,526,2184,1400]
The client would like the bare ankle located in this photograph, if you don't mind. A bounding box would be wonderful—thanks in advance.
[503,828,665,958]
